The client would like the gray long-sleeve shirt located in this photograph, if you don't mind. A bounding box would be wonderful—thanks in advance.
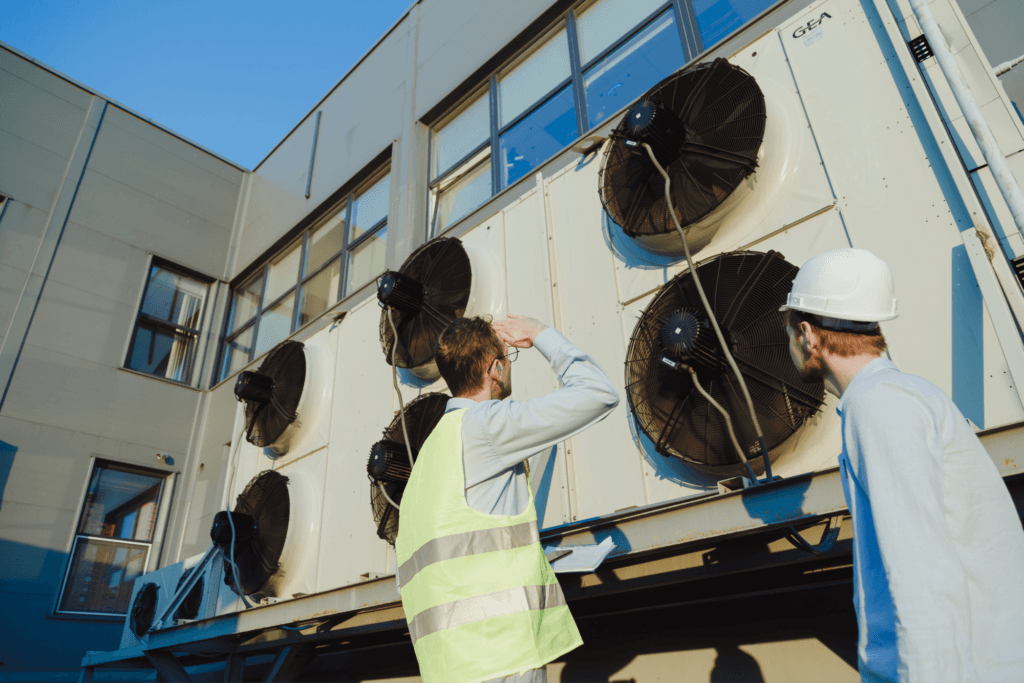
[396,327,619,589]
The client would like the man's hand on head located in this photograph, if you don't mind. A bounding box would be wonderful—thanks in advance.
[493,314,549,349]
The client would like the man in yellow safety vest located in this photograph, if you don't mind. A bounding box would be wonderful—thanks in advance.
[396,313,619,683]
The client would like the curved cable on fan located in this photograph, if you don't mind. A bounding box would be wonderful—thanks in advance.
[641,142,772,479]
[683,365,758,483]
[383,306,416,512]
[643,142,841,555]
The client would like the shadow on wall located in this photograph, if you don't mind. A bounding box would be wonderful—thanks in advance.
[1,439,14,513]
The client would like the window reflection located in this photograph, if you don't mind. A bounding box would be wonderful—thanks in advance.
[694,0,779,50]
[583,11,686,128]
[433,158,492,235]
[500,85,577,187]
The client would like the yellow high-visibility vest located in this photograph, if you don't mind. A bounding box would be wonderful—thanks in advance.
[395,408,582,683]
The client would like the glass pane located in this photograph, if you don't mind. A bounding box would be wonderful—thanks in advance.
[499,85,577,188]
[79,462,163,540]
[299,258,341,326]
[694,0,779,50]
[350,174,390,243]
[306,203,346,275]
[229,274,263,333]
[254,292,295,358]
[499,29,571,126]
[347,226,387,295]
[126,321,195,383]
[59,538,149,614]
[140,264,207,330]
[433,158,492,235]
[583,11,686,128]
[220,325,254,379]
[577,0,668,64]
[433,92,490,179]
[263,241,301,306]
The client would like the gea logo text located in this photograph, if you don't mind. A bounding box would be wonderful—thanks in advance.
[792,12,832,38]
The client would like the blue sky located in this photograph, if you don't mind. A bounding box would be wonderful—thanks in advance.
[2,0,412,168]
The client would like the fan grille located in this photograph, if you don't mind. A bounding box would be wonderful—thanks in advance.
[599,58,766,237]
[213,470,290,596]
[369,392,450,545]
[241,341,305,448]
[380,238,471,369]
[173,569,204,621]
[130,582,158,637]
[626,251,824,472]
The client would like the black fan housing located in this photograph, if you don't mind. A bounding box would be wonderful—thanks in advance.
[369,393,450,545]
[600,58,766,240]
[379,238,472,372]
[234,341,305,449]
[173,568,205,621]
[625,251,824,475]
[130,582,158,637]
[211,470,290,596]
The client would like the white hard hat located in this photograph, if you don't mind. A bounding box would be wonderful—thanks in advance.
[779,248,898,330]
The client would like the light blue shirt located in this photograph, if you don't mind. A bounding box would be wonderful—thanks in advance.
[837,358,1024,683]
[451,327,619,516]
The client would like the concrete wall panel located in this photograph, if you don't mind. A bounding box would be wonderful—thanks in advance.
[414,0,552,120]
[0,62,86,161]
[0,128,72,213]
[69,168,231,277]
[0,47,94,111]
[46,221,150,308]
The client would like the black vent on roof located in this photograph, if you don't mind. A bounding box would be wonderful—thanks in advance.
[625,251,825,474]
[599,58,766,238]
[909,35,934,63]
[210,470,290,596]
[368,393,450,545]
[379,238,472,370]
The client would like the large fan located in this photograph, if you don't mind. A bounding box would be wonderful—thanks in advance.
[129,582,158,637]
[172,567,205,621]
[626,250,824,474]
[599,58,766,255]
[368,392,450,545]
[234,341,305,450]
[210,470,290,597]
[378,236,506,381]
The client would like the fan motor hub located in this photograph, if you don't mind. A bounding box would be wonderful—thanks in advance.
[367,439,412,483]
[378,271,425,314]
[660,308,730,376]
[624,97,690,168]
[234,371,274,404]
[210,511,257,548]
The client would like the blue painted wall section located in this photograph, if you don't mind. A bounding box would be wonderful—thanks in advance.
[951,245,986,427]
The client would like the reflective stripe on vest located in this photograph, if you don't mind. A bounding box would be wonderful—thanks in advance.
[397,520,540,587]
[408,583,566,644]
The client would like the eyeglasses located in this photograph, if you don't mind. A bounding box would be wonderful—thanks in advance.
[489,346,518,373]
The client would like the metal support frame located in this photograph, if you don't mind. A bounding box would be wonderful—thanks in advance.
[146,650,193,683]
[82,423,1024,679]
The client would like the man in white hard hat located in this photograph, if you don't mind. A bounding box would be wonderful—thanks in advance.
[780,247,1024,683]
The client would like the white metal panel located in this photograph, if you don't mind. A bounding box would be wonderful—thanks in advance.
[783,0,965,401]
[270,446,327,600]
[502,182,572,529]
[970,160,1024,257]
[545,159,648,520]
[318,296,397,593]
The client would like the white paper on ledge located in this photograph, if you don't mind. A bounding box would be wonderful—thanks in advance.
[544,536,616,573]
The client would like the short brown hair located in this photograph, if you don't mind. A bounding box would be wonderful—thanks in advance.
[785,309,887,358]
[435,316,505,396]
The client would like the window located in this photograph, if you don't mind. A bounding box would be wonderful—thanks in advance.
[219,168,391,382]
[427,0,782,236]
[56,461,167,616]
[125,260,211,384]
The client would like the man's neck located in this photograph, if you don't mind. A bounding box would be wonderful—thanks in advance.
[822,353,883,398]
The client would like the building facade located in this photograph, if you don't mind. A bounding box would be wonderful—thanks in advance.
[2,0,1024,680]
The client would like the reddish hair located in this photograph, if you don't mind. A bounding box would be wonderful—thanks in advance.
[434,316,505,396]
[785,309,887,358]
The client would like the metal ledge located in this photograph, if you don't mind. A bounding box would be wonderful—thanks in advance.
[81,422,1024,676]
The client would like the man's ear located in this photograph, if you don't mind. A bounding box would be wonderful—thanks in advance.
[799,321,819,353]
